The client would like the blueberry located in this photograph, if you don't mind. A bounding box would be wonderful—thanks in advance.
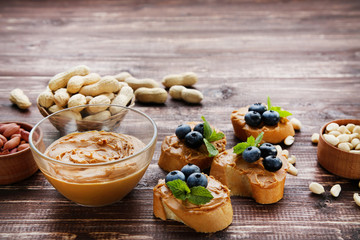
[184,131,203,148]
[242,146,261,163]
[262,110,280,126]
[193,123,204,136]
[259,143,278,158]
[263,156,283,172]
[181,163,201,180]
[187,173,208,188]
[248,103,267,115]
[165,170,186,183]
[245,111,262,127]
[175,124,191,139]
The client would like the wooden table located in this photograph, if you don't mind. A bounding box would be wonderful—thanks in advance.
[1,0,360,239]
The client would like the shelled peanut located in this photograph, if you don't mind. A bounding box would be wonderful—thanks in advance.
[37,65,135,120]
[0,123,30,155]
[321,123,360,153]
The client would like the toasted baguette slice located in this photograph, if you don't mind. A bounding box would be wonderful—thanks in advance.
[158,122,226,172]
[231,107,295,144]
[153,175,233,233]
[210,149,288,204]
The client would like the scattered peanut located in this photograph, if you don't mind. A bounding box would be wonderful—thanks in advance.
[284,135,295,146]
[354,193,360,207]
[134,87,167,104]
[346,123,356,132]
[287,155,296,164]
[309,182,325,194]
[169,85,203,104]
[2,123,20,138]
[326,123,339,132]
[162,72,198,88]
[287,163,298,176]
[281,150,289,158]
[38,90,54,108]
[9,88,32,109]
[125,77,159,90]
[338,142,350,152]
[311,133,320,143]
[330,184,341,197]
[113,72,132,82]
[48,65,90,91]
[169,85,186,99]
[181,88,203,104]
[290,118,302,131]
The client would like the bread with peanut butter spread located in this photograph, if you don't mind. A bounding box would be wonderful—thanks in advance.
[153,175,233,233]
[210,149,289,204]
[158,121,226,172]
[231,106,295,144]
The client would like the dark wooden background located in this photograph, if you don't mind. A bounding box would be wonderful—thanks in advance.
[1,0,360,239]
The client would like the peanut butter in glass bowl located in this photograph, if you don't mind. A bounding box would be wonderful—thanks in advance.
[29,104,157,206]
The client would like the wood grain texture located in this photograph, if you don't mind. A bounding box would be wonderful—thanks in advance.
[0,0,360,239]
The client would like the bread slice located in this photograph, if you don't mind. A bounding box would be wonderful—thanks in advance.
[231,107,295,144]
[153,175,233,233]
[158,122,226,172]
[210,149,289,204]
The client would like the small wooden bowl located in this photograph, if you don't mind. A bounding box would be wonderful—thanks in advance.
[317,119,360,179]
[0,122,44,185]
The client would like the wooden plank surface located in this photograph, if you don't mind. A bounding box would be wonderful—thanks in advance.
[0,0,360,239]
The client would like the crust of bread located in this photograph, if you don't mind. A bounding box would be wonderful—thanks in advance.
[153,176,233,233]
[231,107,295,144]
[210,150,288,204]
[158,122,226,172]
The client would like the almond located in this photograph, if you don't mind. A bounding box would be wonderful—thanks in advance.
[3,136,20,150]
[0,134,7,143]
[20,129,30,142]
[3,123,20,138]
[17,143,29,151]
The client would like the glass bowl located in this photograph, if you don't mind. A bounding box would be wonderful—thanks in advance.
[29,104,157,206]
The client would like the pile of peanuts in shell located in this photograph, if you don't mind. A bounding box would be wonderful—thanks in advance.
[311,122,360,154]
[37,65,204,121]
[0,123,30,155]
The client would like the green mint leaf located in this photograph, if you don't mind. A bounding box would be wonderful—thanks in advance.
[278,109,292,118]
[203,138,219,157]
[267,96,292,118]
[207,131,225,142]
[255,132,264,147]
[166,179,190,201]
[201,116,213,139]
[187,186,214,205]
[247,135,255,146]
[233,142,251,154]
[267,96,272,110]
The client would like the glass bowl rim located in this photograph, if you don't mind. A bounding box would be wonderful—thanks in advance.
[29,104,157,167]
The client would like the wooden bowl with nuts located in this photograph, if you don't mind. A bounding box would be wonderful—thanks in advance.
[0,122,44,185]
[36,65,136,130]
[317,119,360,179]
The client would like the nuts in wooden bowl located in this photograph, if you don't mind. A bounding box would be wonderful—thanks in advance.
[317,119,360,179]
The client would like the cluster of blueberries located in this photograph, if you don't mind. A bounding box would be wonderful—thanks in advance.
[245,103,280,127]
[165,163,208,188]
[243,143,283,172]
[175,123,205,149]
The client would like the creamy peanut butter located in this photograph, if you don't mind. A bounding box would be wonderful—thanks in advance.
[42,131,148,206]
[153,175,233,232]
[231,107,295,144]
[158,122,226,172]
[210,149,288,204]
